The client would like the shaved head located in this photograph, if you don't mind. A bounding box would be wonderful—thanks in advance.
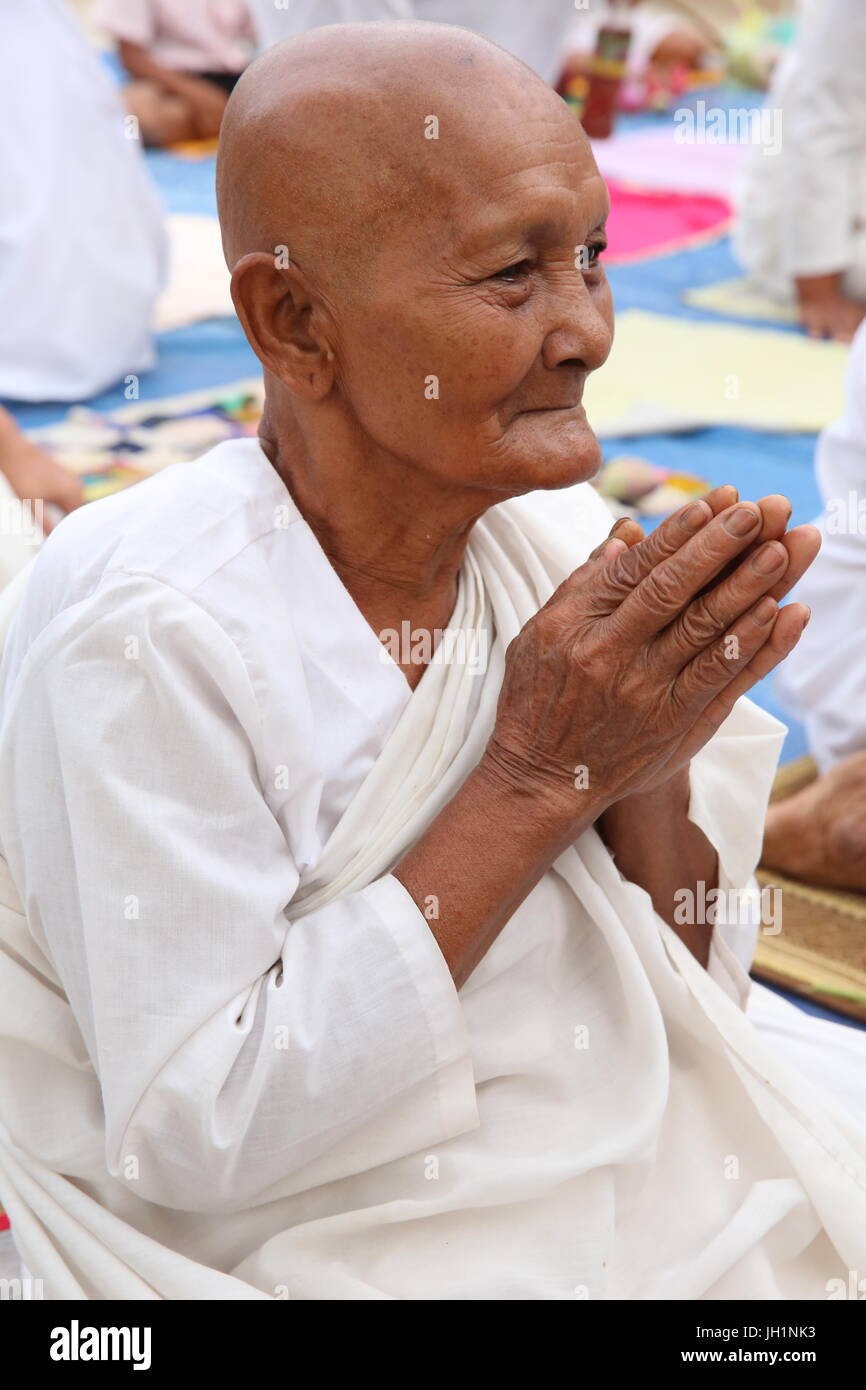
[218,18,612,527]
[217,21,569,292]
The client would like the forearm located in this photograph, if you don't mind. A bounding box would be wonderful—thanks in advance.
[598,766,719,967]
[395,755,607,989]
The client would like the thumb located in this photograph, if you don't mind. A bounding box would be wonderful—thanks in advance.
[588,516,645,563]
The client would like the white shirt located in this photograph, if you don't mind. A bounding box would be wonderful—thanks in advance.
[1,438,864,1300]
[734,0,866,300]
[0,0,166,402]
[94,0,255,73]
[774,318,866,768]
[247,0,574,85]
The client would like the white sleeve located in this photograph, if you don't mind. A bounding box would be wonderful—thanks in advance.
[0,575,478,1213]
[777,0,866,279]
[686,695,786,1007]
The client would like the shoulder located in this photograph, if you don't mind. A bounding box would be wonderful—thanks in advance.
[1,437,298,700]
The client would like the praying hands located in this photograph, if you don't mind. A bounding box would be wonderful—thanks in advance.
[397,487,819,982]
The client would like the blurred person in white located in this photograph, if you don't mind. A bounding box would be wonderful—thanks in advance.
[246,0,714,88]
[734,0,866,342]
[766,319,866,893]
[0,24,864,1303]
[248,0,570,83]
[94,0,255,147]
[0,0,166,403]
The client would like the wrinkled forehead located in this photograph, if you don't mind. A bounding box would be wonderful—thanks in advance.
[374,93,607,264]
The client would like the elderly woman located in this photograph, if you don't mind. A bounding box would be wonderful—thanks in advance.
[0,23,864,1302]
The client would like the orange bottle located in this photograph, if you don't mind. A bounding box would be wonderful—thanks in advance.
[580,3,634,139]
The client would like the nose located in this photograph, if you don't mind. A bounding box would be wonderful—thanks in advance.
[540,270,612,374]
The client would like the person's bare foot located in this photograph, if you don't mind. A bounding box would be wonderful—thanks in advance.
[0,405,83,533]
[763,752,866,894]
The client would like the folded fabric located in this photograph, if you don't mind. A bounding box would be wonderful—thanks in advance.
[584,310,848,436]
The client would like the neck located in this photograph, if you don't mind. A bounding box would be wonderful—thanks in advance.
[259,388,497,688]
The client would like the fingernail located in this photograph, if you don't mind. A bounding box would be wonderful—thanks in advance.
[752,596,777,624]
[802,606,811,627]
[611,517,629,533]
[751,541,786,575]
[680,501,709,532]
[724,506,760,537]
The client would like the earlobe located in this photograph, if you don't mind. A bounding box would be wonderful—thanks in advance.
[230,251,335,400]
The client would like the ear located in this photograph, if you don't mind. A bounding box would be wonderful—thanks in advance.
[230,251,336,399]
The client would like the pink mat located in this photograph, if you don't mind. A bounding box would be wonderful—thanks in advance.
[604,178,731,265]
[593,126,746,200]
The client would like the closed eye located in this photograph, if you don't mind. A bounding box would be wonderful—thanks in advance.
[489,258,534,282]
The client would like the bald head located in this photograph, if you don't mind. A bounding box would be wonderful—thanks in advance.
[219,21,611,510]
[217,21,577,291]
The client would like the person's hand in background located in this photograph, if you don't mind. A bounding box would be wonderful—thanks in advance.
[0,405,83,533]
[796,273,866,343]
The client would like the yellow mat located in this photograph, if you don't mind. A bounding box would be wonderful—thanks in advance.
[585,310,847,438]
[684,277,799,326]
[155,214,235,332]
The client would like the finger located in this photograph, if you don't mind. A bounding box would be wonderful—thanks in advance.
[763,524,821,602]
[610,500,763,640]
[591,487,738,593]
[693,493,792,596]
[753,493,792,544]
[672,592,782,714]
[701,483,739,516]
[652,537,789,672]
[574,496,715,615]
[591,485,741,578]
[677,603,810,758]
[587,516,644,563]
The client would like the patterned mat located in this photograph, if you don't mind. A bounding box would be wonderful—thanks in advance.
[754,757,866,1025]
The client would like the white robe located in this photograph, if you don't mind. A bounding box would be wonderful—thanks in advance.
[0,0,166,402]
[0,437,865,1300]
[734,0,866,304]
[247,0,574,86]
[774,319,866,769]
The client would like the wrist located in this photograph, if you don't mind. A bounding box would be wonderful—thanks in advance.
[476,744,610,853]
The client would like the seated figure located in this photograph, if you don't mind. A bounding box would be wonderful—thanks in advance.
[0,23,863,1302]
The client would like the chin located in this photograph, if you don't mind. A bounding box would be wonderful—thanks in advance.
[501,409,603,493]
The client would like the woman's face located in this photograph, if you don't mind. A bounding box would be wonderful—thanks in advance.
[333,101,614,501]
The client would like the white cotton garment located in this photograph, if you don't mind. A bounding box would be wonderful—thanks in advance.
[734,0,866,303]
[774,318,866,770]
[0,0,166,402]
[246,0,574,86]
[0,437,865,1300]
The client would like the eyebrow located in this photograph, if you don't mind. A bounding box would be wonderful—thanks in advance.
[454,202,610,261]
